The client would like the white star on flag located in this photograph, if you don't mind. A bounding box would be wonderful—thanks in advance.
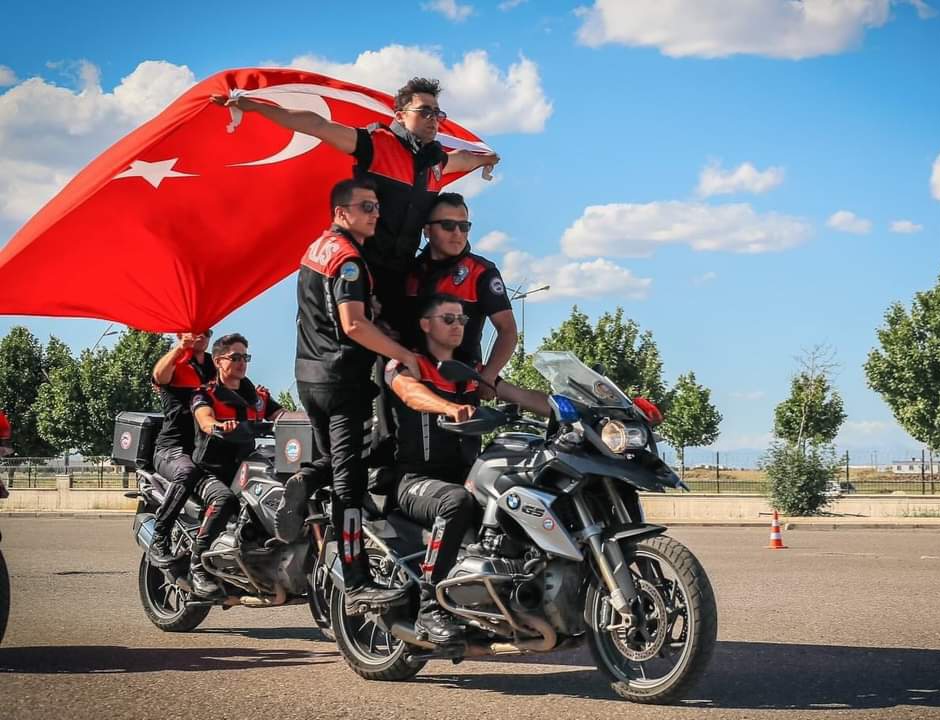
[113,158,197,188]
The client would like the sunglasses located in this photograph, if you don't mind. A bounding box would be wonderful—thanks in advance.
[427,219,472,233]
[339,200,380,214]
[425,313,470,326]
[404,106,447,121]
[220,352,251,362]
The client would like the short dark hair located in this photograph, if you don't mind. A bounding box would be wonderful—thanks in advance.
[428,192,467,218]
[420,293,464,319]
[330,177,377,212]
[394,77,441,111]
[212,333,248,358]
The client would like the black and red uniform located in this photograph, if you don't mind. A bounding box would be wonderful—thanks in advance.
[352,122,452,336]
[151,350,217,542]
[404,246,512,363]
[385,354,480,585]
[189,379,281,559]
[0,410,12,459]
[294,225,379,588]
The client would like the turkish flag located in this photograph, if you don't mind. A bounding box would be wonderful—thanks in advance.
[0,68,490,332]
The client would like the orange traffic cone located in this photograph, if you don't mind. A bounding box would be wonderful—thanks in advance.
[767,510,788,549]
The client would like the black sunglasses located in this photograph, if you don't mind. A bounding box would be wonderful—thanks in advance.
[427,219,472,233]
[339,200,380,214]
[404,106,447,121]
[424,313,470,326]
[220,352,251,362]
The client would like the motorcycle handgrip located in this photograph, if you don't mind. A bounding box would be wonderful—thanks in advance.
[437,406,507,436]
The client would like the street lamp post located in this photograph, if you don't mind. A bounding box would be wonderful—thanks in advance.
[484,284,550,362]
[91,323,118,351]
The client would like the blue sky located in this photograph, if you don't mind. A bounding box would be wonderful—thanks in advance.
[1,0,939,465]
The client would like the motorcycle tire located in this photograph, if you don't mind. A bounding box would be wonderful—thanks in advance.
[330,548,424,681]
[137,555,210,632]
[585,534,717,704]
[0,548,9,644]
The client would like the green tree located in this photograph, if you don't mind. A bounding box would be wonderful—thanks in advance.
[276,389,298,412]
[34,351,88,455]
[763,442,839,515]
[0,327,54,456]
[773,345,846,452]
[504,306,666,404]
[865,277,940,449]
[659,371,722,478]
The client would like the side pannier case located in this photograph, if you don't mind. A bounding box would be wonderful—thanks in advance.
[112,412,163,469]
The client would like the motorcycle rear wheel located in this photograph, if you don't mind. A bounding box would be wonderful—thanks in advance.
[585,534,717,704]
[138,555,210,632]
[0,548,9,643]
[330,549,424,681]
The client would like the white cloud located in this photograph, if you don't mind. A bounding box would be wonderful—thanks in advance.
[422,0,473,22]
[286,45,552,134]
[0,66,16,87]
[696,161,785,197]
[446,170,501,199]
[826,210,872,234]
[501,251,651,302]
[560,201,812,258]
[0,60,196,224]
[731,390,766,401]
[931,153,940,201]
[576,0,932,59]
[499,0,528,9]
[712,431,774,451]
[890,219,923,233]
[476,230,510,252]
[692,271,718,286]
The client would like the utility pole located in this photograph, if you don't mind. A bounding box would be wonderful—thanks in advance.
[484,284,550,361]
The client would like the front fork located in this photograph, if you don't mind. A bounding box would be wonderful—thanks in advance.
[573,480,639,617]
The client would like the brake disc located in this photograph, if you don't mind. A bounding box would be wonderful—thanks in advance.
[609,578,668,662]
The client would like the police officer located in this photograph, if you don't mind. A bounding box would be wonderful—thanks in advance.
[385,294,549,643]
[404,192,517,390]
[148,331,217,566]
[189,333,283,597]
[0,409,12,459]
[284,177,420,613]
[213,77,498,334]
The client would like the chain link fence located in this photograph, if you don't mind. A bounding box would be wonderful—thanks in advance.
[0,457,132,489]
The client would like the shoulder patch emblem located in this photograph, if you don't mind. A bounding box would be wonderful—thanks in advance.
[489,277,505,295]
[432,163,442,181]
[340,261,361,282]
[453,264,470,286]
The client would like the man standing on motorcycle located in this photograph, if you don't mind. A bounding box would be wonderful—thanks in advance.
[284,177,420,613]
[189,333,284,597]
[385,293,549,643]
[148,331,217,566]
[403,193,517,392]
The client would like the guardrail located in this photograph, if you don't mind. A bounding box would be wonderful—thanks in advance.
[1,457,132,489]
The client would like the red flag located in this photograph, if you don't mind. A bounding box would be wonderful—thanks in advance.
[0,68,490,332]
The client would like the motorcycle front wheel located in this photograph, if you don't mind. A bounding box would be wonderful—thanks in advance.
[330,548,424,681]
[137,555,210,632]
[585,534,717,704]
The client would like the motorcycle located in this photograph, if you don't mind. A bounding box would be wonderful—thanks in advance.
[323,350,717,704]
[0,474,9,644]
[118,419,333,634]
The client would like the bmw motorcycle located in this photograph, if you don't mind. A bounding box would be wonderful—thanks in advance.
[323,351,717,704]
[122,421,333,634]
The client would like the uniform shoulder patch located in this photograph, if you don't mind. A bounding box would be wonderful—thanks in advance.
[489,276,505,295]
[339,261,361,282]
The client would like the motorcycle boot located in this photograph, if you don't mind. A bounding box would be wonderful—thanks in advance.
[147,533,176,567]
[189,556,221,597]
[415,583,463,644]
[274,469,317,543]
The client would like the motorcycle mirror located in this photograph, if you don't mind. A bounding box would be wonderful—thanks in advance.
[591,362,607,376]
[437,360,497,392]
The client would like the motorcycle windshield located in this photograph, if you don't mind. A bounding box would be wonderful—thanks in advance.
[532,351,632,410]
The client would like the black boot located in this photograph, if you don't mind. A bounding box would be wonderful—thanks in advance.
[148,532,176,567]
[189,557,221,597]
[342,554,409,615]
[274,471,312,543]
[415,583,463,644]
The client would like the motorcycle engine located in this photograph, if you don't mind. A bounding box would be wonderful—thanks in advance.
[443,555,529,609]
[203,531,241,577]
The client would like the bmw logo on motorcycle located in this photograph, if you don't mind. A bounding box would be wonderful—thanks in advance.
[506,493,521,510]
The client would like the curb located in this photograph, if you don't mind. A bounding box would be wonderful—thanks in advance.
[0,511,136,518]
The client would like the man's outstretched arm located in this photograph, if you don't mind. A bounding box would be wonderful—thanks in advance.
[211,95,358,154]
[387,368,473,422]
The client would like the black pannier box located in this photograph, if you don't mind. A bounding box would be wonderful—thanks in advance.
[112,412,164,469]
[274,412,316,475]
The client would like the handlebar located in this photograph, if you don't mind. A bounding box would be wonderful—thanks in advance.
[437,405,547,435]
[210,419,275,441]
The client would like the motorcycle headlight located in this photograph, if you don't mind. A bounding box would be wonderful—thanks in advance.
[600,419,647,453]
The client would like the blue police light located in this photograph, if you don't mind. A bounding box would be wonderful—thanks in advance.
[550,394,580,423]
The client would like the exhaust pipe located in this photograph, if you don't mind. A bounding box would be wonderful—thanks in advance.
[511,581,543,612]
[389,622,436,650]
[464,611,557,657]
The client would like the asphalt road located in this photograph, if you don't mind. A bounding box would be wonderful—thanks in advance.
[0,518,938,720]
